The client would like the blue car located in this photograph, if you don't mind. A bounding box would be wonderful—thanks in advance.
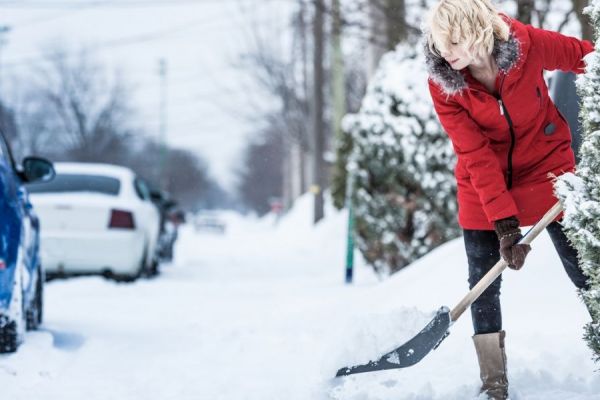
[0,132,54,353]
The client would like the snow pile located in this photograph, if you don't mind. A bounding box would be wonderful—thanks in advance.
[1,193,599,399]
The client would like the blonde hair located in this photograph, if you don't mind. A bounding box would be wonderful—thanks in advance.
[426,0,510,59]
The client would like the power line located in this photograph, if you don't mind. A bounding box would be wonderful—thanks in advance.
[4,0,281,29]
[2,3,285,70]
[0,0,288,8]
[9,9,90,28]
[2,14,231,70]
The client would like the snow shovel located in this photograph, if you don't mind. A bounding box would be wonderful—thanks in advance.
[335,201,563,377]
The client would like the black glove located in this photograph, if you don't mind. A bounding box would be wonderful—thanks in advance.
[493,216,531,270]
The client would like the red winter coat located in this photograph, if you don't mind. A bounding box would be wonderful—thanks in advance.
[426,17,594,230]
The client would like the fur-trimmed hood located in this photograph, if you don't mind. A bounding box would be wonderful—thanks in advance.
[425,35,521,96]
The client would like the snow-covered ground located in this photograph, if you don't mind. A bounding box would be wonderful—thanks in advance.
[1,194,599,399]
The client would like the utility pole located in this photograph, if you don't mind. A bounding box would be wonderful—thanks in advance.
[299,1,309,111]
[312,0,325,224]
[158,58,168,190]
[298,0,309,196]
[386,0,407,47]
[332,0,345,144]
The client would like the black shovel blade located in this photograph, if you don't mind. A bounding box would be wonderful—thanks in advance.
[335,307,451,377]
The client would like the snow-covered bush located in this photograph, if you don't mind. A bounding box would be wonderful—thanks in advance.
[343,44,459,275]
[554,0,600,362]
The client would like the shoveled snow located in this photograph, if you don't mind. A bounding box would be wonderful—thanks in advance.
[0,193,598,399]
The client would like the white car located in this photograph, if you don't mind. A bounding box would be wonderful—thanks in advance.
[27,163,161,282]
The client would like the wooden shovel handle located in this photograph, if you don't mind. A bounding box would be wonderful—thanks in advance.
[449,202,563,322]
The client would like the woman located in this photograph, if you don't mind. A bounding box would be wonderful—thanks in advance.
[424,0,594,398]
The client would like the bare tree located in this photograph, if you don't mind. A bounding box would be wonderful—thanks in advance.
[235,2,315,210]
[372,0,408,48]
[236,127,285,215]
[517,0,536,24]
[514,0,590,40]
[17,45,134,161]
[313,0,413,49]
[10,44,226,210]
[0,102,18,144]
[162,146,218,211]
[238,50,310,152]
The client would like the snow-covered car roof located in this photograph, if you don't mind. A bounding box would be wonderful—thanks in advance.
[53,162,136,182]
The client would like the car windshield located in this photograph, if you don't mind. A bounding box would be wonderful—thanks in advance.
[27,173,121,195]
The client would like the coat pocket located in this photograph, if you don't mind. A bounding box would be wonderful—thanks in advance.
[541,105,570,141]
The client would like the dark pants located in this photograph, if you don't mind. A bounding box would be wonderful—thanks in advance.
[464,222,589,335]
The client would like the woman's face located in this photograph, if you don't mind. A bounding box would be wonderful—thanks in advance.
[438,42,473,70]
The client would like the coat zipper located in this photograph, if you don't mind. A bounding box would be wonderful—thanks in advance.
[496,74,515,189]
[497,97,516,189]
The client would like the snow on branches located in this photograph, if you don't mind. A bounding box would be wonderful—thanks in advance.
[343,44,459,275]
[555,0,600,363]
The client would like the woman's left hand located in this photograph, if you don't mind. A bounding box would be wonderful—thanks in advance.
[494,216,531,270]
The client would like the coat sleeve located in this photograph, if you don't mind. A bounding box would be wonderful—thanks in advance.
[526,24,594,73]
[428,80,519,223]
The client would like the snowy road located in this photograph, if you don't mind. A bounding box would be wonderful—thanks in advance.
[1,198,600,399]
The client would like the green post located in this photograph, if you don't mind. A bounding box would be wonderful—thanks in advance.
[345,170,355,284]
[330,0,352,283]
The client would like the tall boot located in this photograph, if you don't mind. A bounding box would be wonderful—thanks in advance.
[472,330,509,400]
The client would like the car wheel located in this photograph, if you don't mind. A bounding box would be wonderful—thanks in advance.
[26,268,43,330]
[138,247,149,278]
[112,246,147,283]
[148,258,160,277]
[112,273,138,283]
[140,244,159,278]
[0,266,26,353]
[0,317,18,353]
